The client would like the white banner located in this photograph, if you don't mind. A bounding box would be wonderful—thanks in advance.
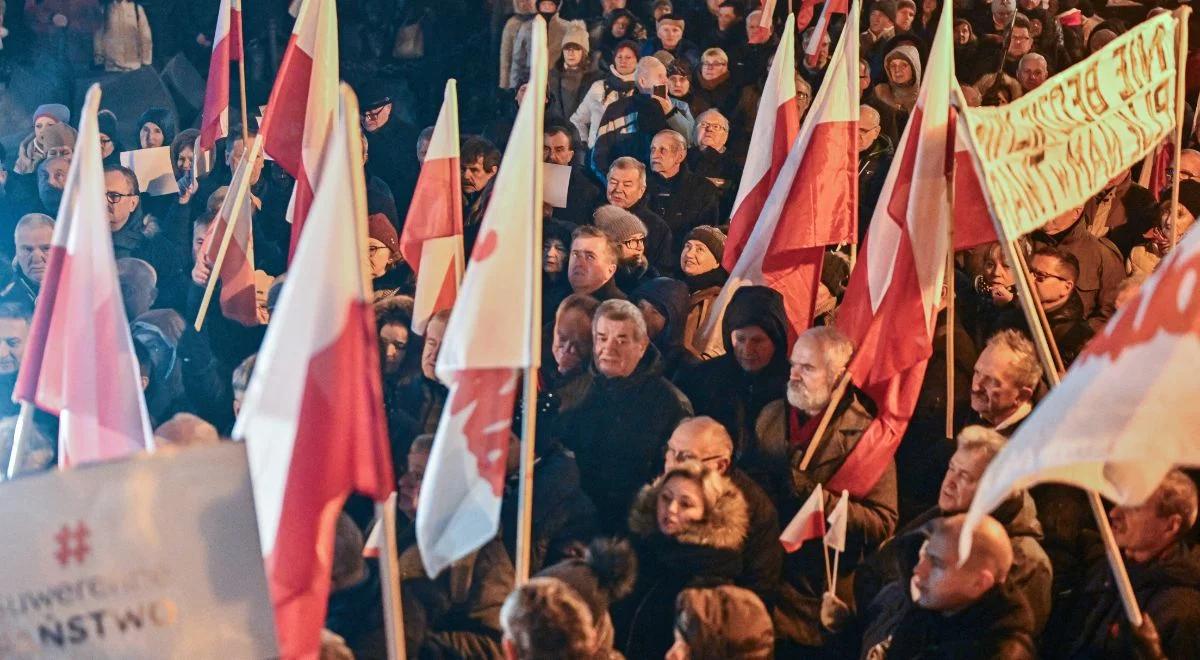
[964,12,1180,239]
[0,444,277,658]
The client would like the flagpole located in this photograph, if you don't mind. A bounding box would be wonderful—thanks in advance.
[945,110,957,439]
[957,88,1146,631]
[798,368,853,471]
[376,496,407,660]
[193,134,263,331]
[1169,7,1191,250]
[5,401,35,479]
[237,2,250,143]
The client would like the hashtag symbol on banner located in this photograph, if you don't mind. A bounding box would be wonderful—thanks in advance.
[53,521,91,567]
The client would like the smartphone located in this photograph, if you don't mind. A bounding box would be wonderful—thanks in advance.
[653,84,668,99]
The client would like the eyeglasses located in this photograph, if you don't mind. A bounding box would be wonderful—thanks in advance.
[701,61,727,68]
[1029,268,1069,284]
[622,236,645,249]
[47,148,72,158]
[105,191,137,204]
[363,106,389,121]
[368,245,390,255]
[664,445,727,465]
[797,92,811,100]
[698,122,727,133]
[99,137,112,146]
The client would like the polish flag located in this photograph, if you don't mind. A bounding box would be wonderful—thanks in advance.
[699,0,860,354]
[259,0,339,259]
[234,86,394,658]
[828,6,959,498]
[416,18,547,578]
[823,489,850,552]
[201,158,261,326]
[13,85,154,466]
[198,0,242,152]
[781,483,826,552]
[952,106,998,250]
[401,80,464,335]
[804,0,848,69]
[723,13,799,270]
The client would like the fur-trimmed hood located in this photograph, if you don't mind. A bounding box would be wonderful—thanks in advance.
[627,463,750,551]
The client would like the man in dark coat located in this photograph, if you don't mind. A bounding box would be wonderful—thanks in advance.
[543,124,600,226]
[358,81,420,217]
[858,105,895,242]
[461,137,501,255]
[1028,247,1094,367]
[1029,207,1124,332]
[566,225,628,303]
[554,300,693,535]
[647,129,720,248]
[664,416,783,610]
[1061,470,1200,660]
[591,56,695,177]
[604,157,675,273]
[674,285,790,458]
[1,213,53,309]
[105,165,188,313]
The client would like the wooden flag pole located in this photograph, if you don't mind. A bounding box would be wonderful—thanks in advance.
[798,368,853,471]
[376,496,407,660]
[237,2,250,143]
[1168,7,1191,251]
[193,134,263,331]
[945,120,957,439]
[5,402,35,479]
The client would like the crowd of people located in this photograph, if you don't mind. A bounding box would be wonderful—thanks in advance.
[2,0,1200,658]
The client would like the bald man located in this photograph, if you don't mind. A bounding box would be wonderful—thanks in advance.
[1016,53,1048,93]
[859,514,1036,657]
[859,104,893,242]
[664,416,781,607]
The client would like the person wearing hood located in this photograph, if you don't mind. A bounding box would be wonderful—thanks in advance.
[1060,470,1200,660]
[501,0,538,90]
[595,203,659,293]
[572,40,639,147]
[874,43,922,118]
[631,277,689,377]
[548,22,602,122]
[136,107,176,149]
[648,130,721,247]
[511,0,573,89]
[97,109,123,168]
[554,299,693,535]
[641,13,701,68]
[14,104,69,176]
[1,213,54,309]
[592,7,643,66]
[850,426,1053,636]
[614,461,749,658]
[674,285,790,460]
[678,225,727,358]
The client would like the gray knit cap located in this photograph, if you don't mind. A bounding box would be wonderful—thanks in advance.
[593,205,648,244]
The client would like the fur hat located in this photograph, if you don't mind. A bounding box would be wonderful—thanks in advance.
[593,205,647,244]
[685,225,726,264]
[562,20,590,53]
[33,103,70,125]
[537,538,638,626]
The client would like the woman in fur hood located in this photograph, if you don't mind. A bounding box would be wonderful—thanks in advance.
[613,461,750,659]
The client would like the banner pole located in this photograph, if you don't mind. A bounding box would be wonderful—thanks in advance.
[376,497,407,660]
[945,106,958,440]
[1012,245,1065,374]
[237,4,250,144]
[193,135,263,331]
[959,85,1145,629]
[1169,7,1191,251]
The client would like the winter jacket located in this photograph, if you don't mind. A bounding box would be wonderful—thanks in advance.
[94,0,153,71]
[630,277,688,377]
[874,44,922,116]
[626,196,675,275]
[558,165,601,227]
[364,117,420,220]
[591,94,695,179]
[326,561,388,660]
[510,13,571,89]
[646,168,721,249]
[549,62,604,125]
[730,468,783,609]
[1029,218,1124,332]
[499,2,535,90]
[499,441,599,574]
[615,472,749,659]
[858,134,895,242]
[553,344,693,535]
[681,268,727,359]
[1066,543,1200,660]
[571,68,637,147]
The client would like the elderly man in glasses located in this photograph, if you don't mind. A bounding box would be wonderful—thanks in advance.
[105,164,187,312]
[646,129,720,254]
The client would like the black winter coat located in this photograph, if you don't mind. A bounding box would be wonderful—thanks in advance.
[646,168,721,252]
[500,442,599,574]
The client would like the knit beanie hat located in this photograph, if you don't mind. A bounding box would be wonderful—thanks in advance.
[97,109,119,141]
[367,212,400,254]
[41,123,78,151]
[873,0,899,22]
[136,107,177,146]
[667,57,692,79]
[593,205,647,244]
[33,103,70,125]
[675,586,773,658]
[537,538,637,628]
[686,225,726,264]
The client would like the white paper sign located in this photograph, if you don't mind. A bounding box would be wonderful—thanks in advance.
[0,444,278,658]
[543,162,572,209]
[120,147,180,196]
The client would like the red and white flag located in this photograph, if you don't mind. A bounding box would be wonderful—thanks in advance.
[200,157,261,327]
[781,483,826,552]
[401,79,464,335]
[700,1,860,355]
[824,489,850,552]
[416,18,547,578]
[259,0,338,259]
[952,104,998,250]
[13,85,153,467]
[830,5,959,498]
[198,0,243,152]
[804,0,848,69]
[234,86,394,658]
[964,217,1200,556]
[723,13,799,270]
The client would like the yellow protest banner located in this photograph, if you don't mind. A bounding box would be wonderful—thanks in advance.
[964,12,1180,238]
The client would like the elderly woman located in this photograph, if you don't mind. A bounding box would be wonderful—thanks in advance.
[367,214,407,299]
[14,104,69,175]
[614,461,750,659]
[679,225,728,358]
[874,44,922,116]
